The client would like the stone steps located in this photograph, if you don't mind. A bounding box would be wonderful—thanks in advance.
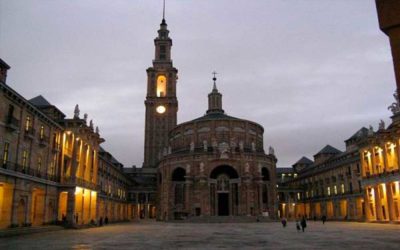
[0,225,64,238]
[175,216,274,223]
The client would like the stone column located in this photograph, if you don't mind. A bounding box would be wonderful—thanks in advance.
[258,183,263,215]
[386,182,395,221]
[11,188,19,225]
[374,185,383,221]
[66,189,76,226]
[185,177,192,215]
[25,194,32,225]
[145,193,149,219]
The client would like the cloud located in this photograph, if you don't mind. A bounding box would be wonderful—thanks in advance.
[0,0,395,168]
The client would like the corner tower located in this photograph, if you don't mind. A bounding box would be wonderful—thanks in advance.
[143,16,178,168]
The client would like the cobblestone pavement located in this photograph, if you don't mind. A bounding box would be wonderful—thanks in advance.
[0,221,399,250]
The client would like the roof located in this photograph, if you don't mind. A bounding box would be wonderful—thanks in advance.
[345,127,369,141]
[191,112,241,122]
[276,167,293,174]
[294,156,313,165]
[315,145,342,156]
[29,95,52,107]
[0,58,10,69]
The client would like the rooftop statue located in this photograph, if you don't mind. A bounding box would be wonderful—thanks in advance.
[388,90,400,115]
[73,104,80,119]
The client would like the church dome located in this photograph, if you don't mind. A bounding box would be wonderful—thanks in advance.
[168,77,265,155]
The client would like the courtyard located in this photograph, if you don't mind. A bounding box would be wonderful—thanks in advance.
[0,221,399,249]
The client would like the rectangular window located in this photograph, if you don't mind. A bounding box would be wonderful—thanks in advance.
[341,184,345,194]
[37,156,42,172]
[327,187,331,196]
[297,192,300,200]
[2,142,9,166]
[334,185,338,195]
[40,125,44,139]
[7,104,14,122]
[22,150,28,170]
[25,116,31,131]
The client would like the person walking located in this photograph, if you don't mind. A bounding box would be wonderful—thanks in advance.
[300,216,307,232]
[105,216,109,225]
[281,217,287,228]
[296,220,301,232]
[322,215,327,224]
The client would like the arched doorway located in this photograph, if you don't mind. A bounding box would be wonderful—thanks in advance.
[209,165,239,216]
[171,167,186,219]
[261,167,270,214]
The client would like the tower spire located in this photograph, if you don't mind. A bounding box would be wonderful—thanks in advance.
[212,71,218,91]
[163,0,166,20]
[207,72,224,114]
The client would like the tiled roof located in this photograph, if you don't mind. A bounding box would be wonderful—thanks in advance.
[294,156,313,165]
[315,145,342,155]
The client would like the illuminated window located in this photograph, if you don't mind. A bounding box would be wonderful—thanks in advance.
[156,75,167,97]
[2,142,9,166]
[297,192,301,200]
[327,187,331,196]
[341,184,345,194]
[40,125,44,139]
[25,116,31,131]
[37,156,42,172]
[306,191,309,198]
[22,150,28,170]
[334,185,338,195]
[294,173,298,178]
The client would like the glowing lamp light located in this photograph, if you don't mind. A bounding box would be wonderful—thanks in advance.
[156,105,166,114]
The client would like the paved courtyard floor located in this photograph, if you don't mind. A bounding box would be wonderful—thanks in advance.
[0,221,399,249]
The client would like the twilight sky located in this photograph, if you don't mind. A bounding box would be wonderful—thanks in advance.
[0,0,396,168]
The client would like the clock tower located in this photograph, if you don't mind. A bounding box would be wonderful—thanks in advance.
[143,17,178,168]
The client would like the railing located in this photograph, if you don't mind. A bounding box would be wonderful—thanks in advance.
[61,176,96,190]
[1,161,58,181]
[24,128,36,139]
[5,116,20,130]
[39,135,49,147]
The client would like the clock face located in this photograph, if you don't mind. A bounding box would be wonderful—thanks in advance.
[156,105,166,114]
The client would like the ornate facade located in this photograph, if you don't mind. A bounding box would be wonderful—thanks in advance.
[278,131,366,221]
[0,59,134,229]
[158,76,277,220]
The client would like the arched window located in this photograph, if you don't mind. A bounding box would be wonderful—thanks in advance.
[172,167,186,206]
[262,167,270,181]
[172,167,186,181]
[157,75,167,97]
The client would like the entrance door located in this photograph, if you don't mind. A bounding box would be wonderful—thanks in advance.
[218,193,229,216]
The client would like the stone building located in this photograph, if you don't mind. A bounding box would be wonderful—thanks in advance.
[157,77,277,220]
[97,147,133,222]
[139,17,278,221]
[278,129,367,221]
[0,58,133,229]
[357,0,400,223]
[123,167,157,219]
[359,106,400,222]
[0,59,63,228]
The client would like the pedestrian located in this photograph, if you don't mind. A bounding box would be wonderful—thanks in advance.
[75,213,79,224]
[322,215,327,224]
[105,216,109,225]
[301,216,307,232]
[296,220,301,232]
[281,217,287,228]
[99,217,103,226]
